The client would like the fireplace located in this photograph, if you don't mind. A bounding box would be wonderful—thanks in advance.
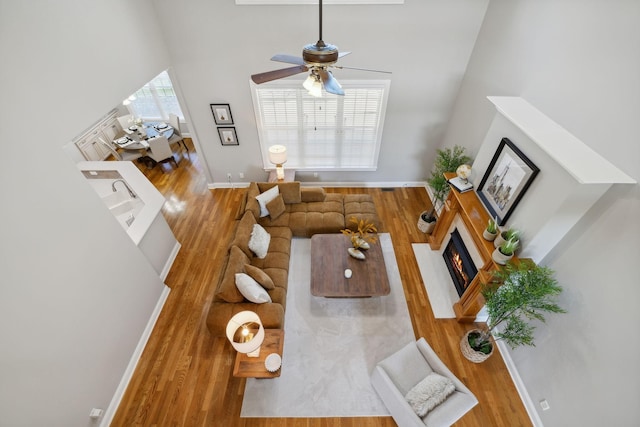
[442,230,478,297]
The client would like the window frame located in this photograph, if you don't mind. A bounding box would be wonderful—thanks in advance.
[126,70,183,122]
[250,79,390,172]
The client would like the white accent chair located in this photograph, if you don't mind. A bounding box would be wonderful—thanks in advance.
[371,338,478,427]
[168,113,188,152]
[99,138,142,162]
[147,135,178,167]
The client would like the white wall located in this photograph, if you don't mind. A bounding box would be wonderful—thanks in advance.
[0,1,173,425]
[151,0,489,184]
[441,1,640,425]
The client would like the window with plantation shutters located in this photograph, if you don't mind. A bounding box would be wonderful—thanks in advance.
[251,80,390,171]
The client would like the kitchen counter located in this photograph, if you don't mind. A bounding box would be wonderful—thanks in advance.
[78,161,180,278]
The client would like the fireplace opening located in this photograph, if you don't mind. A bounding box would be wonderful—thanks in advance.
[443,229,478,297]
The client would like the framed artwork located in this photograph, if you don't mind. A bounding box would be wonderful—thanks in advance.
[477,137,540,225]
[210,103,234,125]
[218,127,239,146]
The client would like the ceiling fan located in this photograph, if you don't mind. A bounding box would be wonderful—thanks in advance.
[250,0,391,97]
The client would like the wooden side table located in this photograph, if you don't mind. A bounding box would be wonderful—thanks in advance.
[233,329,284,378]
[268,169,296,182]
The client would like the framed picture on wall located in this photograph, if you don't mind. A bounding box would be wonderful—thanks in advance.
[218,127,239,146]
[477,137,540,225]
[210,103,233,125]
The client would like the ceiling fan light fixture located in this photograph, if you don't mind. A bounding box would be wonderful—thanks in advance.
[304,73,323,97]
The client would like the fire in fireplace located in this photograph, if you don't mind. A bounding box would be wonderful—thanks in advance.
[442,229,478,297]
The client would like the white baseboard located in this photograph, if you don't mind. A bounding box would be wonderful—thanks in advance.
[160,241,181,282]
[208,181,427,189]
[495,340,544,427]
[100,286,171,427]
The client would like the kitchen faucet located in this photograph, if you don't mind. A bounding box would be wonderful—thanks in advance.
[112,179,137,198]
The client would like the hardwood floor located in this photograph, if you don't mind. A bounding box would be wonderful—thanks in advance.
[112,140,532,426]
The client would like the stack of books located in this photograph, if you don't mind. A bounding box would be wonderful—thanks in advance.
[448,176,474,193]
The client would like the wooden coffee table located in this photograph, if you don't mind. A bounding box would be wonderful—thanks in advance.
[310,234,390,297]
[233,329,284,378]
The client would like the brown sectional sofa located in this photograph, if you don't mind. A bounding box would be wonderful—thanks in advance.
[206,182,381,337]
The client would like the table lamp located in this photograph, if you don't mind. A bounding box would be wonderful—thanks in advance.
[268,145,288,181]
[226,311,265,357]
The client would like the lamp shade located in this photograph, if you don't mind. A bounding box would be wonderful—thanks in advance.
[268,145,288,165]
[226,311,265,354]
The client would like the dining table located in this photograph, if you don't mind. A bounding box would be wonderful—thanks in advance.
[113,121,175,151]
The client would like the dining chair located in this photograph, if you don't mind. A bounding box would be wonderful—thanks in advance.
[168,113,188,152]
[147,135,179,167]
[117,115,134,133]
[99,138,142,162]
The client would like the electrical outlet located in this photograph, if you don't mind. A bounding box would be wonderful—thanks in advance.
[539,399,550,411]
[313,172,318,178]
[89,408,103,419]
[239,172,244,179]
[226,173,232,182]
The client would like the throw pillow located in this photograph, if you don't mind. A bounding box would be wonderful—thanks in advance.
[405,372,456,417]
[248,223,270,258]
[235,273,272,303]
[255,185,279,218]
[244,264,275,290]
[266,194,286,220]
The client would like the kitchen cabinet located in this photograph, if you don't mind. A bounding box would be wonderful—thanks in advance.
[75,110,120,161]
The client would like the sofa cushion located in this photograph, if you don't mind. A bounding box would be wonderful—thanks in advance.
[231,211,257,258]
[267,194,286,220]
[235,273,272,303]
[344,194,381,231]
[214,245,250,303]
[258,182,301,204]
[248,224,271,258]
[256,185,279,217]
[244,264,275,290]
[301,187,326,202]
[245,182,261,219]
[250,226,292,273]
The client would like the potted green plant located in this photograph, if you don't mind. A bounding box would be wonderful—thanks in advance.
[418,145,472,233]
[483,217,499,241]
[460,261,566,363]
[492,237,519,265]
[493,227,520,248]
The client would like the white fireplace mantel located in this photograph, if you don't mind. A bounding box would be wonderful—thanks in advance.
[487,96,636,185]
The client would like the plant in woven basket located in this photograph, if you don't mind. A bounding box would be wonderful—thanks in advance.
[467,260,566,355]
[341,217,378,249]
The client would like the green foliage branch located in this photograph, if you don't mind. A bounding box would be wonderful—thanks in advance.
[424,145,472,220]
[471,261,566,352]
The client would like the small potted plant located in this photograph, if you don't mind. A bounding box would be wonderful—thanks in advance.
[460,261,566,363]
[483,217,499,241]
[418,146,472,234]
[341,217,378,260]
[493,227,520,249]
[492,237,518,265]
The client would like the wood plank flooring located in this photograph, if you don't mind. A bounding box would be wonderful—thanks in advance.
[112,141,532,426]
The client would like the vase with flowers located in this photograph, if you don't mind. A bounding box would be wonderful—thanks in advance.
[341,217,378,260]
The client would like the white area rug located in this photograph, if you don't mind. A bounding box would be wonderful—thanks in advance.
[241,233,415,418]
[411,244,458,318]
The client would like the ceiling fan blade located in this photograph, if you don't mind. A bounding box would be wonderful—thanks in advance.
[318,69,344,96]
[271,54,306,66]
[338,51,351,58]
[334,65,392,74]
[251,65,308,84]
